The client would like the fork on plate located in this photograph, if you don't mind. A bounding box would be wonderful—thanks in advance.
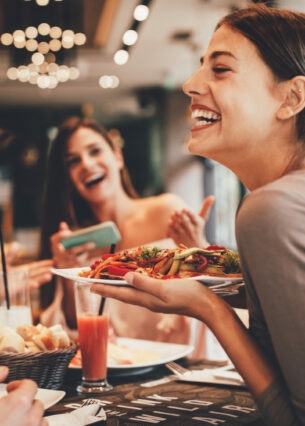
[165,361,192,376]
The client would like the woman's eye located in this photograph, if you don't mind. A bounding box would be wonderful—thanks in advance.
[213,67,230,74]
[65,157,79,168]
[90,147,102,156]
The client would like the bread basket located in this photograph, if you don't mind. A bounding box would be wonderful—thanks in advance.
[0,343,77,390]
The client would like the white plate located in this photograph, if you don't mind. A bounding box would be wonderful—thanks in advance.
[52,267,243,287]
[0,384,65,409]
[70,337,194,375]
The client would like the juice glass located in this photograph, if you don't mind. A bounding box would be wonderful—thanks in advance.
[74,281,113,394]
[0,269,32,328]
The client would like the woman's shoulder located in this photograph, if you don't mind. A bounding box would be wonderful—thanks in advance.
[243,170,305,210]
[138,192,187,212]
[238,171,305,232]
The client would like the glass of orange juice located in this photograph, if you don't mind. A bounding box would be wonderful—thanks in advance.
[74,281,113,394]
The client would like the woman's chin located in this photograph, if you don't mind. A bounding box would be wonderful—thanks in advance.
[186,136,209,157]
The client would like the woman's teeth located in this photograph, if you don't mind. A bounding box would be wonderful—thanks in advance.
[85,175,105,187]
[192,109,221,126]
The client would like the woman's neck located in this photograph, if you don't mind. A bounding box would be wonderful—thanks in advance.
[222,139,305,191]
[90,191,136,226]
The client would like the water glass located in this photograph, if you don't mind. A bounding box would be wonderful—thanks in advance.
[0,269,32,328]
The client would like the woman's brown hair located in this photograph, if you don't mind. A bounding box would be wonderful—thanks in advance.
[217,4,305,142]
[39,116,138,308]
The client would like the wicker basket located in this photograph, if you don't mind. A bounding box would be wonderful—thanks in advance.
[0,343,77,390]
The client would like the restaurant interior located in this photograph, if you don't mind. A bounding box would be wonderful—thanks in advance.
[1,0,302,253]
[0,0,303,357]
[0,0,250,254]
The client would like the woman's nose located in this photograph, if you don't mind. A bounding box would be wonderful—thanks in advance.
[80,154,94,168]
[183,67,207,97]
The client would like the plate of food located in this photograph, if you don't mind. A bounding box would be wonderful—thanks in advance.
[69,337,194,376]
[52,244,243,287]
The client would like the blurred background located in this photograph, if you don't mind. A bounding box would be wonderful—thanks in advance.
[0,0,303,259]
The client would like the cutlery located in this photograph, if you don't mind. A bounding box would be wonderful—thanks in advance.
[165,361,245,386]
[165,361,192,376]
[80,399,106,418]
[209,280,244,290]
[45,403,106,425]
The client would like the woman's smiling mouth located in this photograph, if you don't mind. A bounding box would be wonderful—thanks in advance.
[192,108,221,127]
[84,173,106,188]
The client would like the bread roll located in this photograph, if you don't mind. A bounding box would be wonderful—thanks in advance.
[0,326,26,353]
[1,323,71,353]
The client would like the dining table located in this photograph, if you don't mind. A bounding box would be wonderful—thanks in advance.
[44,356,264,426]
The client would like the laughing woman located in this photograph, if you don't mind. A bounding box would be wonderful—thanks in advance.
[91,5,305,426]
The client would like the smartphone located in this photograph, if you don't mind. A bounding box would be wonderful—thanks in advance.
[61,221,121,250]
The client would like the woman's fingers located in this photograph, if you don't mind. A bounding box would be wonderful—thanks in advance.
[198,195,215,221]
[4,379,45,426]
[91,272,205,317]
[0,366,9,381]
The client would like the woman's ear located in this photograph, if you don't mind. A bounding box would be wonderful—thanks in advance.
[114,148,125,170]
[277,76,305,120]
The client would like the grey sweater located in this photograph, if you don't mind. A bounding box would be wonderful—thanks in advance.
[236,170,305,426]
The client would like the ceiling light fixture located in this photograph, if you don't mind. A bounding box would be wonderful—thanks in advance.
[1,1,86,89]
[112,0,152,66]
[24,0,64,5]
[100,0,152,92]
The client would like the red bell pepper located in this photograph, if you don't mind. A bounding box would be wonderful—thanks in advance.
[206,245,226,251]
[107,265,134,277]
[197,255,208,271]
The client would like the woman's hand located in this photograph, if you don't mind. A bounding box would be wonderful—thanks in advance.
[3,241,21,266]
[11,260,54,289]
[91,272,217,323]
[0,366,46,426]
[50,222,95,268]
[167,195,215,247]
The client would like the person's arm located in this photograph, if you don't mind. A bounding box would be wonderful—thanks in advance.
[91,273,275,398]
[0,366,46,426]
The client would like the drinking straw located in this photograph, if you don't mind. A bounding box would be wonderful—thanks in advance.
[98,243,116,315]
[0,226,10,309]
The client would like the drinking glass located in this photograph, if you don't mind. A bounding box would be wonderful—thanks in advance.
[74,281,113,394]
[0,269,32,328]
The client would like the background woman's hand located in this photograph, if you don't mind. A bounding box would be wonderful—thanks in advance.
[167,195,215,247]
[0,366,46,426]
[11,260,54,289]
[50,221,95,268]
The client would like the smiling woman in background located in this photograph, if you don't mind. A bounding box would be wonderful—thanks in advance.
[91,5,305,425]
[38,116,213,343]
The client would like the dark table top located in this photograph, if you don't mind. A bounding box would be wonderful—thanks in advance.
[45,358,265,426]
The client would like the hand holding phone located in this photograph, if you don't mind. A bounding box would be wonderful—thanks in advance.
[61,221,121,250]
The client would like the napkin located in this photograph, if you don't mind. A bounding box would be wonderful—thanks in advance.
[45,404,106,426]
[174,366,245,387]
